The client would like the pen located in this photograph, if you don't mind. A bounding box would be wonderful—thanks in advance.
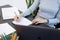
[1,36,4,40]
[14,11,24,22]
[14,12,19,19]
[11,33,17,40]
[4,33,9,40]
[11,33,14,40]
[2,34,7,40]
[13,33,17,40]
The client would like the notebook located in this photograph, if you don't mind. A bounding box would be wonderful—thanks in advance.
[1,7,20,20]
[0,23,16,35]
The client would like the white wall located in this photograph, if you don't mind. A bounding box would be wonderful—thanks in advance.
[0,0,9,6]
[0,0,27,12]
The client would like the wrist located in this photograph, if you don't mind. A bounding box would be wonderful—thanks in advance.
[45,19,49,24]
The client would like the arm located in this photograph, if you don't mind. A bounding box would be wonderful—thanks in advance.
[46,9,60,28]
[32,8,60,27]
[23,0,40,16]
[48,1,60,25]
[48,18,60,24]
[14,0,40,21]
[32,12,60,28]
[48,9,60,25]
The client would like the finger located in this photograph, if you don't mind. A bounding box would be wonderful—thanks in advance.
[32,19,37,23]
[17,14,23,20]
[14,16,17,21]
[14,16,20,22]
[32,20,35,23]
[35,21,40,24]
[15,18,20,22]
[32,20,37,23]
[32,20,38,24]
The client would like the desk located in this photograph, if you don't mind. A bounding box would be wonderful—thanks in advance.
[0,5,50,32]
[0,5,60,40]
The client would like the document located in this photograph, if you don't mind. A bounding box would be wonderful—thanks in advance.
[0,23,16,35]
[1,7,20,20]
[12,17,32,26]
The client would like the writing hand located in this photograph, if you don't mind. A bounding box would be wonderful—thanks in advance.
[14,14,23,22]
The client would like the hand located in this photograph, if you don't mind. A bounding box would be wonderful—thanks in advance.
[32,17,48,24]
[14,13,23,22]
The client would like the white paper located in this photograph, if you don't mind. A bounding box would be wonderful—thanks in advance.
[13,17,32,26]
[0,23,16,35]
[2,7,20,20]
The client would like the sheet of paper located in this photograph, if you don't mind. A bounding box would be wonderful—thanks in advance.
[13,17,32,26]
[2,7,20,20]
[0,23,16,35]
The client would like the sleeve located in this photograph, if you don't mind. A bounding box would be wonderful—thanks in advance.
[48,10,60,25]
[23,0,40,16]
[48,1,60,25]
[48,18,60,24]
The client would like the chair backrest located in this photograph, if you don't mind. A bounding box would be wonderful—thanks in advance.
[20,26,60,40]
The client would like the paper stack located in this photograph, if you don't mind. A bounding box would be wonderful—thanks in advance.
[0,23,16,35]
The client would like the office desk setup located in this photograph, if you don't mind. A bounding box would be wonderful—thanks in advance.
[0,5,60,40]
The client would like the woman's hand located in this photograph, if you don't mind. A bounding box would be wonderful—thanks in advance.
[32,17,48,24]
[14,13,23,22]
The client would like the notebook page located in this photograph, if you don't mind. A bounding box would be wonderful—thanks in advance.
[13,17,32,26]
[0,23,16,35]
